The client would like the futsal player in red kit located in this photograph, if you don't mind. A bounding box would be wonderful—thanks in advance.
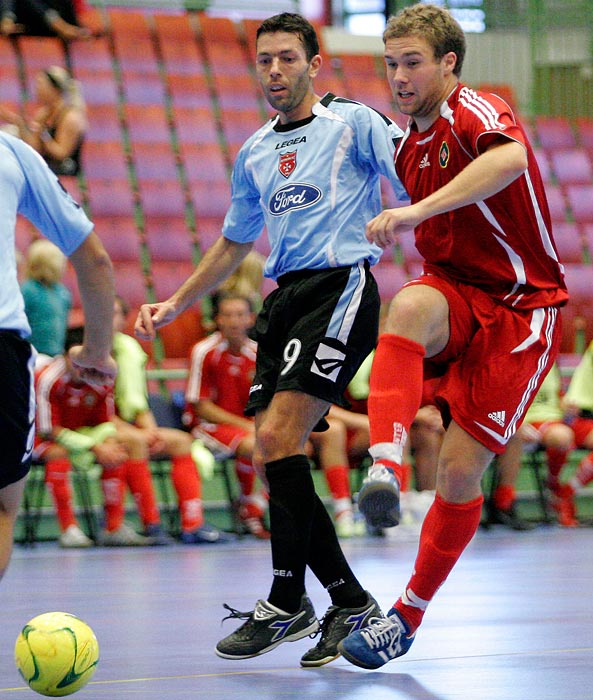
[341,2,568,668]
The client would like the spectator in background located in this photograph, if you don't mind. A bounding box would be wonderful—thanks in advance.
[548,343,593,524]
[0,66,87,177]
[36,326,169,547]
[0,0,90,41]
[184,292,270,539]
[21,239,71,365]
[484,429,535,531]
[111,295,226,544]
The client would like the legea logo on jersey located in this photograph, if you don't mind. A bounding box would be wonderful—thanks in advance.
[269,183,322,216]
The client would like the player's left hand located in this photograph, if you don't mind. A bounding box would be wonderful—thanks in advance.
[68,346,118,386]
[366,204,422,249]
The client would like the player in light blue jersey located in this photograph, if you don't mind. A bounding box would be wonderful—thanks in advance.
[136,12,407,666]
[0,131,116,582]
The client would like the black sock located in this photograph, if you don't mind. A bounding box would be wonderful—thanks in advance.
[265,455,316,613]
[308,493,367,609]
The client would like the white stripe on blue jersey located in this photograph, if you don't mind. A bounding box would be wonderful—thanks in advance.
[222,94,407,281]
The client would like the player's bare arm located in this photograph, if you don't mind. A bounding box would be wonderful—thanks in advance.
[135,237,254,340]
[366,138,527,248]
[68,232,117,385]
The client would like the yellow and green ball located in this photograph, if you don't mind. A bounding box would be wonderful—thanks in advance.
[15,612,99,697]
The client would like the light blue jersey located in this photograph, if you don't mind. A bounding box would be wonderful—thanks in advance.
[0,132,93,337]
[222,94,408,280]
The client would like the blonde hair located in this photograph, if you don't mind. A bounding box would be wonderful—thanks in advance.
[45,65,86,112]
[219,251,265,301]
[25,239,67,285]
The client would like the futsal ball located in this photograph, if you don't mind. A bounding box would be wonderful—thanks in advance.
[14,612,99,697]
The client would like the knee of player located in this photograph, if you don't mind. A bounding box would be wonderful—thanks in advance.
[257,422,300,462]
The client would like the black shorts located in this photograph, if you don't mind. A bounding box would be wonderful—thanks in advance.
[245,262,380,416]
[0,331,35,488]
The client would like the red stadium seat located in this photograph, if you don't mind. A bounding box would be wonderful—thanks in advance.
[189,179,231,219]
[132,142,179,182]
[86,104,122,143]
[195,217,223,254]
[565,185,593,223]
[144,217,196,262]
[150,261,195,302]
[533,148,552,183]
[583,224,593,259]
[86,178,135,217]
[18,36,67,73]
[109,9,156,73]
[171,105,219,145]
[94,216,140,262]
[219,107,264,149]
[549,149,593,186]
[534,116,576,149]
[574,117,593,151]
[154,14,202,76]
[124,104,171,144]
[137,179,186,217]
[82,141,128,180]
[179,142,229,183]
[212,74,262,111]
[544,185,569,222]
[113,262,149,310]
[553,222,586,263]
[68,34,113,72]
[167,73,212,109]
[121,71,166,106]
[77,68,119,106]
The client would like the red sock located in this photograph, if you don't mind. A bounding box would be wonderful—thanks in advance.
[171,454,203,532]
[45,459,76,531]
[324,464,351,501]
[575,453,593,487]
[368,334,425,485]
[100,465,126,532]
[546,447,568,489]
[235,459,256,497]
[394,493,483,632]
[493,484,515,511]
[400,462,412,492]
[124,459,160,527]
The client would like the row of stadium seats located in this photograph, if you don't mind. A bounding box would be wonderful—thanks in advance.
[3,8,593,358]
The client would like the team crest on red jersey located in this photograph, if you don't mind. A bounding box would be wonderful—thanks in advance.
[278,151,297,178]
[439,141,450,168]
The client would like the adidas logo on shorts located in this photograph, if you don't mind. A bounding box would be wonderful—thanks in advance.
[487,410,506,427]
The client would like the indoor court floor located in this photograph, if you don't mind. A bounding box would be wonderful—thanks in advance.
[2,524,593,700]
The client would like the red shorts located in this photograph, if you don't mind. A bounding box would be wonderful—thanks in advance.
[191,422,250,457]
[407,271,562,454]
[572,416,593,448]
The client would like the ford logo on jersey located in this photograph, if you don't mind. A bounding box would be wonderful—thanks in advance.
[269,183,322,216]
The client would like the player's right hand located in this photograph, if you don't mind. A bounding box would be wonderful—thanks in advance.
[135,301,178,340]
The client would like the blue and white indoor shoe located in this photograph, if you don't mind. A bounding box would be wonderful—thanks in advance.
[338,608,415,669]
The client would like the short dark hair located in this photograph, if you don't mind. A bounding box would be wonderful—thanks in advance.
[256,12,320,62]
[384,3,466,77]
[211,290,253,317]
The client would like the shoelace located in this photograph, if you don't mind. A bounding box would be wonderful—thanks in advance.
[361,616,401,650]
[307,606,339,640]
[221,604,252,624]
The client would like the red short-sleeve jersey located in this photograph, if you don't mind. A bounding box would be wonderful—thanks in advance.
[396,83,568,310]
[36,357,114,434]
[185,332,257,417]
